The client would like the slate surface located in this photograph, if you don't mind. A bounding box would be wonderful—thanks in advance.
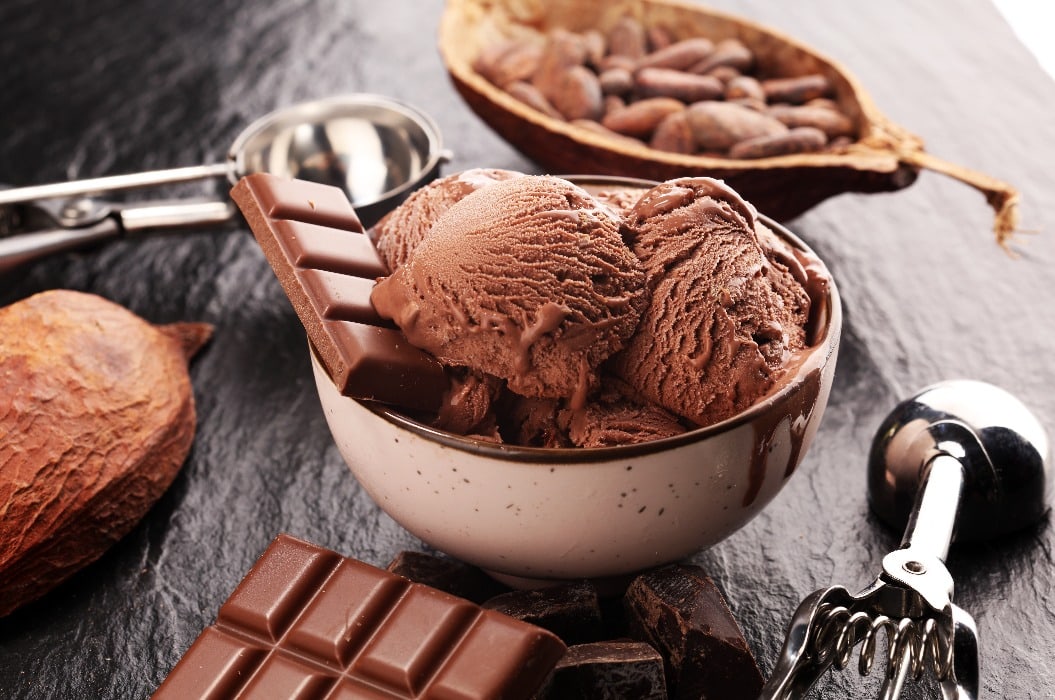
[1,1,1053,698]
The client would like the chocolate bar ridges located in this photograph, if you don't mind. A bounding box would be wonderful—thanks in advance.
[154,534,566,699]
[232,174,448,411]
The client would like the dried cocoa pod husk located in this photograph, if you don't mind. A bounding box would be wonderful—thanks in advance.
[0,290,212,617]
[441,0,1022,244]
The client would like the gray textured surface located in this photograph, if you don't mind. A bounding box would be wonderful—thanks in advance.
[1,1,1053,698]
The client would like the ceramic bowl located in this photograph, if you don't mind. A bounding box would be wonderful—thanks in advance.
[311,193,841,585]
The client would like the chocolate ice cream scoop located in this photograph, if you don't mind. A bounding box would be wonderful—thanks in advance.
[610,177,817,427]
[371,175,647,404]
[372,168,523,271]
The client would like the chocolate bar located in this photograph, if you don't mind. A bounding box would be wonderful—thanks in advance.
[232,174,448,411]
[386,550,509,605]
[624,565,762,700]
[153,534,566,699]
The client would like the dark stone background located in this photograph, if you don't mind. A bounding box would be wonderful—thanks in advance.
[1,1,1052,697]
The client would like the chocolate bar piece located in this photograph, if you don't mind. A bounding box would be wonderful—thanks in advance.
[154,534,566,699]
[483,580,604,645]
[539,641,668,700]
[387,550,509,605]
[624,565,762,700]
[232,174,448,411]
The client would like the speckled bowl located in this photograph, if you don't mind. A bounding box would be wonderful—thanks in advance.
[312,202,841,585]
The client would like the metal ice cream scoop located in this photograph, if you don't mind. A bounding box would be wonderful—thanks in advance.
[0,94,447,274]
[759,379,1051,700]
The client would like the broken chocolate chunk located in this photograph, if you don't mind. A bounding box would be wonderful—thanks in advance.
[386,550,509,604]
[539,640,668,699]
[484,580,605,645]
[624,564,762,700]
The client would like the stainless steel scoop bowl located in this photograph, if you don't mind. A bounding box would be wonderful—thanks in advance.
[0,94,447,273]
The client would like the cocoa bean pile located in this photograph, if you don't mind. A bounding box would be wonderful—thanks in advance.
[474,17,857,159]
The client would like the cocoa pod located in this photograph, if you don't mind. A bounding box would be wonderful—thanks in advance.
[650,110,695,154]
[767,104,856,138]
[602,97,685,137]
[550,65,604,120]
[690,38,753,75]
[685,101,788,151]
[0,290,212,617]
[606,16,648,59]
[635,67,724,103]
[636,37,714,71]
[729,126,827,159]
[506,80,564,120]
[761,73,832,104]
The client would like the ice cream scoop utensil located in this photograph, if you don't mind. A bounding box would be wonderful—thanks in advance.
[759,380,1050,700]
[0,94,446,274]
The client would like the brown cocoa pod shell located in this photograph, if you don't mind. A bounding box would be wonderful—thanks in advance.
[441,0,1019,242]
[686,101,788,151]
[635,67,724,103]
[0,290,211,617]
[729,126,828,159]
[602,97,685,137]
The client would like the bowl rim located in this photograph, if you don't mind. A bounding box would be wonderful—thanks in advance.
[338,177,842,463]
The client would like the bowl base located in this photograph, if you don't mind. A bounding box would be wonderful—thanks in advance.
[483,568,636,596]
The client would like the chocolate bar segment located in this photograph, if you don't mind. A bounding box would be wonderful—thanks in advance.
[232,173,448,411]
[154,534,566,699]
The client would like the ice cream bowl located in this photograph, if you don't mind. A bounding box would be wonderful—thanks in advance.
[311,212,840,586]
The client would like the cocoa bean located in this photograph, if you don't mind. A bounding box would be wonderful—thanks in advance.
[689,38,753,75]
[0,290,211,617]
[571,119,647,148]
[649,111,695,154]
[533,29,588,101]
[602,97,685,137]
[705,65,742,83]
[728,126,827,159]
[473,39,544,89]
[635,68,724,103]
[507,80,565,120]
[761,73,832,104]
[806,97,841,112]
[767,104,855,138]
[646,25,674,52]
[551,66,604,121]
[725,75,765,102]
[685,101,787,151]
[581,29,607,68]
[728,97,768,112]
[606,16,648,59]
[599,67,634,96]
[597,54,638,73]
[604,94,627,117]
[636,38,715,71]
